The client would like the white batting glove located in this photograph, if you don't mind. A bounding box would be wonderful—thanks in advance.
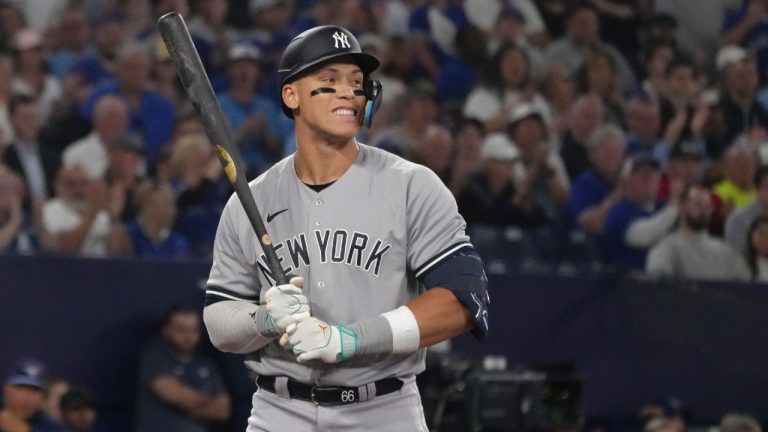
[279,317,359,363]
[255,277,309,337]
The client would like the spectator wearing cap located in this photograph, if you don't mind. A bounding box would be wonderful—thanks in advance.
[216,42,288,177]
[81,43,176,165]
[544,5,637,94]
[725,166,768,253]
[187,0,240,75]
[125,181,190,260]
[62,94,129,181]
[457,132,544,226]
[559,94,605,180]
[0,359,67,432]
[507,103,570,221]
[42,164,131,257]
[603,154,680,270]
[721,0,768,85]
[646,183,750,280]
[703,45,768,159]
[566,124,626,235]
[10,28,63,125]
[59,388,96,432]
[462,42,550,134]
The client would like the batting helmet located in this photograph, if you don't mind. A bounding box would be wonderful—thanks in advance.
[278,25,381,120]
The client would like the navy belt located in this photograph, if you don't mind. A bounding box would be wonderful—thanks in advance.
[256,375,403,406]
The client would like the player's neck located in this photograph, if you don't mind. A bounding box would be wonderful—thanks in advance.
[294,138,359,185]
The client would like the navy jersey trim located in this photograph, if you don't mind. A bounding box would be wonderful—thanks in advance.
[205,285,258,302]
[414,241,473,278]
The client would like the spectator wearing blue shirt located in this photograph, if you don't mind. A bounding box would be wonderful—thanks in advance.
[66,17,124,105]
[126,181,190,260]
[217,43,289,177]
[567,124,626,234]
[721,0,768,86]
[603,154,680,270]
[81,44,176,165]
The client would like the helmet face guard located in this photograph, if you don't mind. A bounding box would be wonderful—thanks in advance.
[278,26,382,126]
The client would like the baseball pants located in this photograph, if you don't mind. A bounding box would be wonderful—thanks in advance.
[246,379,428,432]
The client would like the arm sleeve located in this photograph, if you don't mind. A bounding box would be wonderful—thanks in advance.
[625,206,678,248]
[203,301,272,354]
[645,241,674,276]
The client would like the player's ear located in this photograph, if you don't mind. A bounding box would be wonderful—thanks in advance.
[283,84,299,112]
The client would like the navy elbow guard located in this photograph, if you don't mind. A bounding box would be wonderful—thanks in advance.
[421,247,489,340]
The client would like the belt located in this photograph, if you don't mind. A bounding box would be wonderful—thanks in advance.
[256,375,403,406]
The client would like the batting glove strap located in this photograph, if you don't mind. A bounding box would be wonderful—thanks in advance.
[336,323,360,361]
[254,305,279,339]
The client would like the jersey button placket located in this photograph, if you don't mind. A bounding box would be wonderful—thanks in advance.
[314,198,323,226]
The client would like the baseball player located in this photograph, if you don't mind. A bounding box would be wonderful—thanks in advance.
[203,25,489,431]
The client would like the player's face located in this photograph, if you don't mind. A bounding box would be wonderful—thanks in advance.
[289,62,365,142]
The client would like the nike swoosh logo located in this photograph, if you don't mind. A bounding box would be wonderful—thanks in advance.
[266,208,288,222]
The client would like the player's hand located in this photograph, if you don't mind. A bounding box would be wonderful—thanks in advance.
[263,277,309,334]
[280,318,359,363]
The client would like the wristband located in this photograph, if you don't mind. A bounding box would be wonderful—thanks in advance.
[381,305,420,353]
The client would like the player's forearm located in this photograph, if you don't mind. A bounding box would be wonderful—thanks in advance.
[203,301,273,353]
[407,288,473,347]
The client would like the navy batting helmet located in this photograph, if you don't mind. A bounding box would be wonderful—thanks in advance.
[278,25,380,119]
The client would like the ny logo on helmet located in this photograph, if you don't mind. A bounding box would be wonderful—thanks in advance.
[332,31,351,49]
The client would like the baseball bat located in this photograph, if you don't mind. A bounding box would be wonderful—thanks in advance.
[157,12,289,285]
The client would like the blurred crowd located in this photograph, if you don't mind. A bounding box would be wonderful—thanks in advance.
[1,0,768,277]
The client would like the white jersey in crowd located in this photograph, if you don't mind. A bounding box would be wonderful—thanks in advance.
[206,144,472,386]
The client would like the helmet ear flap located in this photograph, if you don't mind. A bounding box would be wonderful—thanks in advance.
[362,77,382,128]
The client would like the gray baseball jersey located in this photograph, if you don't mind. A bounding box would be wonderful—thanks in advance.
[206,143,472,387]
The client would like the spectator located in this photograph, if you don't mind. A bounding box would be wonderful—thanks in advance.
[47,9,90,79]
[657,56,702,148]
[216,42,287,177]
[42,378,69,423]
[0,164,37,253]
[704,45,768,160]
[2,94,59,204]
[462,42,550,134]
[720,413,762,432]
[559,94,605,179]
[168,134,222,256]
[567,124,626,234]
[457,132,544,226]
[725,166,768,253]
[65,17,124,107]
[62,94,130,180]
[575,47,625,126]
[721,0,768,85]
[624,96,667,161]
[59,388,97,432]
[372,79,438,160]
[537,61,576,139]
[10,28,63,124]
[416,124,454,182]
[0,359,67,432]
[544,4,637,93]
[134,305,231,432]
[42,164,131,257]
[356,33,406,140]
[638,40,676,106]
[148,36,187,112]
[713,141,758,212]
[105,133,146,223]
[0,55,15,146]
[745,215,768,282]
[81,43,176,165]
[603,154,679,270]
[187,0,239,75]
[646,184,750,280]
[125,181,191,260]
[448,117,485,196]
[508,103,570,221]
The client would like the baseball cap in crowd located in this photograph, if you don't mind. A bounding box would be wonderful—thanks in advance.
[508,103,544,126]
[669,140,705,160]
[627,153,661,173]
[109,133,144,154]
[716,45,749,72]
[6,359,46,390]
[228,42,261,63]
[481,133,520,161]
